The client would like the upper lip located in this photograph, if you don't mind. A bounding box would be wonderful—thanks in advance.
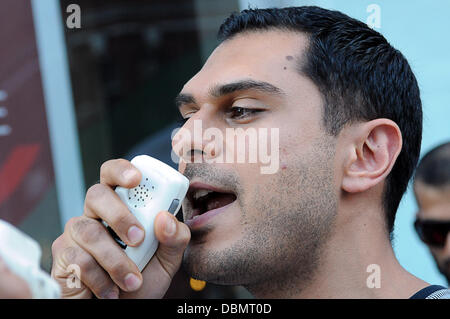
[184,181,236,220]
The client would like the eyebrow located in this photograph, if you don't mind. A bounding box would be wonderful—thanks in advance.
[175,79,285,109]
[174,93,196,109]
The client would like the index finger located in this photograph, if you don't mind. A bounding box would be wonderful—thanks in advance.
[100,159,142,188]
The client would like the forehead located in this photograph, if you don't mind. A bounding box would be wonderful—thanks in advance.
[182,30,310,93]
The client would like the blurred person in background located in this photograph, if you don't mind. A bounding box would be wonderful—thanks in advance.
[51,7,450,299]
[414,141,450,286]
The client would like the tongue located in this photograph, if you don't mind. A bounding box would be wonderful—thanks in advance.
[205,193,236,212]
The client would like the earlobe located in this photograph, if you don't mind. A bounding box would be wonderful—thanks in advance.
[342,119,402,193]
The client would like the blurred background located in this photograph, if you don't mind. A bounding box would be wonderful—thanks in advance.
[0,0,448,298]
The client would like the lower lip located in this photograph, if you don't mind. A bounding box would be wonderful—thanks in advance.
[185,201,235,229]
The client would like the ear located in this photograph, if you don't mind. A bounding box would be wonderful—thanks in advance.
[342,119,402,193]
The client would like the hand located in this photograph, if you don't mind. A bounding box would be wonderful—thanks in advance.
[0,256,32,298]
[51,159,190,299]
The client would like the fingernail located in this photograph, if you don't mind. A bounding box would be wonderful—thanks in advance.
[128,226,144,245]
[124,273,142,291]
[165,215,176,236]
[122,169,137,181]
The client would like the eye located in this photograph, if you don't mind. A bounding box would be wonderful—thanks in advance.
[227,107,263,120]
[179,112,195,124]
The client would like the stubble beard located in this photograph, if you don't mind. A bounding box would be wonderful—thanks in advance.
[182,139,338,297]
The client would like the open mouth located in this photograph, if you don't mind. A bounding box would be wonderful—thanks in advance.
[185,182,237,223]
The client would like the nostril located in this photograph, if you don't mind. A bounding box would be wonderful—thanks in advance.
[185,149,205,164]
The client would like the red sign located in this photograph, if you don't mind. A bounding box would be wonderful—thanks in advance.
[0,0,55,225]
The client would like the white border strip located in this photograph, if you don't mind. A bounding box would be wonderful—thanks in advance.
[31,0,85,229]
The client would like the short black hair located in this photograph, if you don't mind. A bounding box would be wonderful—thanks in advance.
[218,6,423,237]
[415,142,450,187]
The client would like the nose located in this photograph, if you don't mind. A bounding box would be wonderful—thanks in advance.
[172,111,222,164]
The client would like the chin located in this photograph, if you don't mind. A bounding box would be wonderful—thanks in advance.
[181,247,212,282]
[181,243,237,285]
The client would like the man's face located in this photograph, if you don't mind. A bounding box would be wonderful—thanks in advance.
[173,30,338,295]
[415,181,450,283]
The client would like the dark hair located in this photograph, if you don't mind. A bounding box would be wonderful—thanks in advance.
[415,142,450,187]
[218,6,423,237]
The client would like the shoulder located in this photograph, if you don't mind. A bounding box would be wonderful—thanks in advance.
[425,288,450,299]
[410,285,450,299]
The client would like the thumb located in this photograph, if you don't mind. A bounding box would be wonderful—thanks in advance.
[153,211,190,277]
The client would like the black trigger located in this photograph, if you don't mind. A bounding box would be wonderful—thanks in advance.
[106,226,127,249]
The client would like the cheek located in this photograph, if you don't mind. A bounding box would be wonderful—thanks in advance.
[235,162,287,224]
[275,137,297,173]
[279,147,289,170]
[236,143,293,203]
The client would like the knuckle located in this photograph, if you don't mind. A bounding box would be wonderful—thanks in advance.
[74,251,96,274]
[114,158,129,167]
[99,160,113,176]
[107,258,129,279]
[60,246,79,267]
[100,159,137,186]
[61,246,95,274]
[71,218,104,244]
[51,235,65,255]
[64,216,79,233]
[109,210,133,230]
[85,183,107,203]
[100,159,126,176]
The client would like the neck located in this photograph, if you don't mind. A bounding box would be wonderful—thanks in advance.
[249,205,429,298]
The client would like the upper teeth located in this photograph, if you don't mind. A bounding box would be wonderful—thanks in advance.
[193,189,213,201]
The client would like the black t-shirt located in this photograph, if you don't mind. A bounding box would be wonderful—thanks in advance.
[409,285,450,299]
